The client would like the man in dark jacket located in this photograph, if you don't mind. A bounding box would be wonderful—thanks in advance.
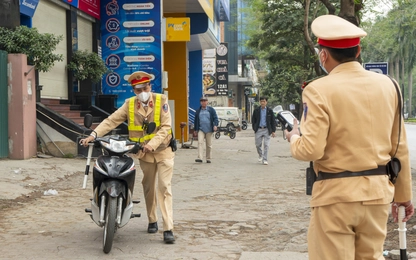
[194,96,219,163]
[252,96,276,165]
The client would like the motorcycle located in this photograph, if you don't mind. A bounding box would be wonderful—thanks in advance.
[81,114,156,253]
[241,120,248,130]
[215,118,237,139]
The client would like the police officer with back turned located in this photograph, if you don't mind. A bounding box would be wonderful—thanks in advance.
[285,15,413,260]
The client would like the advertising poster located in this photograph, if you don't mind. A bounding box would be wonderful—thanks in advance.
[101,0,162,107]
[202,58,216,96]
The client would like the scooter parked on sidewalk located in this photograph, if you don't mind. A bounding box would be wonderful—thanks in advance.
[81,114,156,254]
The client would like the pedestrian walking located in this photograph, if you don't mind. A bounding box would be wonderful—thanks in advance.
[80,71,176,244]
[252,96,276,165]
[285,15,414,260]
[194,96,218,163]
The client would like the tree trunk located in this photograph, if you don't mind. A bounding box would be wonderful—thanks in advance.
[401,60,406,117]
[338,0,358,25]
[395,59,400,85]
[408,72,413,117]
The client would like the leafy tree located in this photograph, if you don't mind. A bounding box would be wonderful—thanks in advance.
[67,50,110,83]
[243,0,316,114]
[0,26,63,72]
[361,1,416,116]
[242,0,375,115]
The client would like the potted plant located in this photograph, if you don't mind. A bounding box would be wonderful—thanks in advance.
[67,50,110,83]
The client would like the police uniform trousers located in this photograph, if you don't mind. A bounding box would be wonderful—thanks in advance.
[139,157,174,231]
[308,201,389,260]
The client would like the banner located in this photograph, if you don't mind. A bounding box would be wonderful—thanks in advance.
[101,0,162,107]
[202,49,216,96]
[62,0,100,19]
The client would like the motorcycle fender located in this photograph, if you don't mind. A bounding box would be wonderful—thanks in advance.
[99,180,126,198]
[90,200,101,226]
[120,202,134,228]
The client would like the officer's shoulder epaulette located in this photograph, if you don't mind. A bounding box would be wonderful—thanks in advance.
[301,75,326,90]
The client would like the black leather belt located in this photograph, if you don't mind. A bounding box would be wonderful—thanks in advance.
[259,126,267,129]
[317,166,387,181]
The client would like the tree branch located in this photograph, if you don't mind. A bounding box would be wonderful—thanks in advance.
[319,0,336,14]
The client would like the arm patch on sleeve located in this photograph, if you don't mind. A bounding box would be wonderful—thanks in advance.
[163,103,169,113]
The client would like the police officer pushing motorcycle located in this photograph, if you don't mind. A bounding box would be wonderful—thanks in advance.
[80,71,176,244]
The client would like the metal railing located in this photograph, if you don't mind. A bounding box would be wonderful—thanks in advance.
[188,107,196,127]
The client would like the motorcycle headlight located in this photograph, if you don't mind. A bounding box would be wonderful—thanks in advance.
[100,140,135,153]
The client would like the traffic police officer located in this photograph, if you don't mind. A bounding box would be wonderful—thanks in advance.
[285,15,413,259]
[80,71,176,243]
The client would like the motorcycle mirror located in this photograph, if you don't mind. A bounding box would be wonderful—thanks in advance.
[84,114,93,128]
[147,122,156,134]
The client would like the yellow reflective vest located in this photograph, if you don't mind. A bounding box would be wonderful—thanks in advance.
[128,94,171,143]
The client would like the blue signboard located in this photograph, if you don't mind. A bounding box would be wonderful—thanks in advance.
[20,0,39,17]
[364,62,388,75]
[101,0,162,107]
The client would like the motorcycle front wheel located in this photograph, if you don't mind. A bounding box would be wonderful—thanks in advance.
[103,196,117,254]
[242,124,247,130]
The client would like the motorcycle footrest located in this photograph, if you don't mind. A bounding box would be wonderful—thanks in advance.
[131,213,141,218]
[85,208,92,213]
[132,200,140,204]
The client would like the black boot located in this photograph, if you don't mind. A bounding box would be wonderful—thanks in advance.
[147,222,158,233]
[163,230,175,244]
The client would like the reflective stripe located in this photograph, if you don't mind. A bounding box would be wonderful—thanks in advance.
[128,97,143,131]
[154,94,161,127]
[135,128,171,143]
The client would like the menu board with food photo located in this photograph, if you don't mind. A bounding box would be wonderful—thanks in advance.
[202,58,216,96]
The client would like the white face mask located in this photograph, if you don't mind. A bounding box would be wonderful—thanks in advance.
[319,50,329,74]
[137,91,150,102]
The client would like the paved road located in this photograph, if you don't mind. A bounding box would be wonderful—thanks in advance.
[0,124,415,259]
[0,127,309,259]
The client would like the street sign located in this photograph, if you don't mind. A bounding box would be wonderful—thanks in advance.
[364,62,388,75]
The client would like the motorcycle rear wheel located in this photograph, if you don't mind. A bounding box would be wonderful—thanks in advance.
[103,196,117,253]
[229,132,236,139]
[215,132,220,139]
